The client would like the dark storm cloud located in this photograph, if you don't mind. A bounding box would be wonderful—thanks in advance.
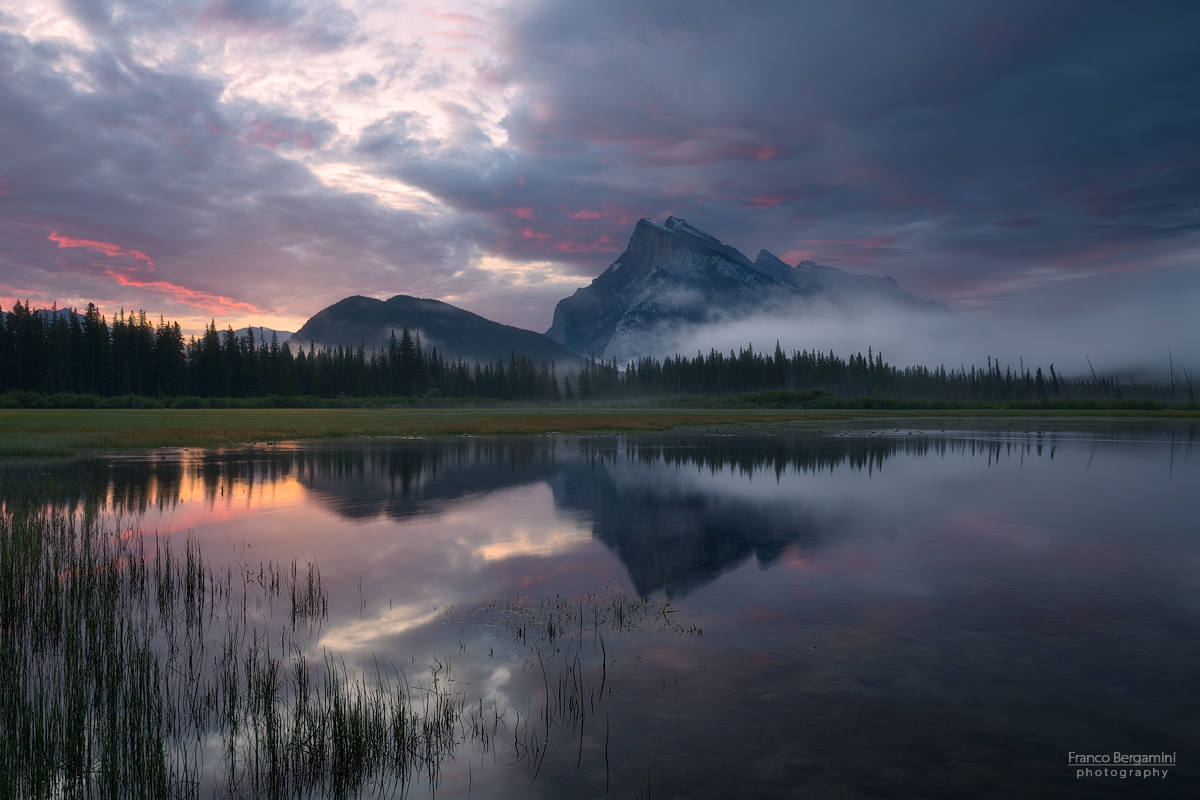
[3,0,1197,369]
[362,139,628,264]
[0,26,477,321]
[389,0,1200,309]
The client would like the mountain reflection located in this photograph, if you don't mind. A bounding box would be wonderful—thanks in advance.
[6,424,1195,597]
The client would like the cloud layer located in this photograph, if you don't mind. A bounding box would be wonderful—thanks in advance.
[1,0,1197,371]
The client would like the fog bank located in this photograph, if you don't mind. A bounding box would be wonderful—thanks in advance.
[653,281,1200,382]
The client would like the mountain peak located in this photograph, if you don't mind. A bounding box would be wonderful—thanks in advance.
[628,215,754,269]
[663,216,722,245]
[753,249,792,279]
[547,217,785,357]
[546,215,983,363]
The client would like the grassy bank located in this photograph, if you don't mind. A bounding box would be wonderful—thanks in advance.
[0,407,835,456]
[2,405,1197,457]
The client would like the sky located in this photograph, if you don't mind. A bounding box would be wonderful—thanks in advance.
[1,1,1197,372]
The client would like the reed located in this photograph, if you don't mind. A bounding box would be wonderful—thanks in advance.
[454,592,699,781]
[2,473,699,797]
[0,488,463,798]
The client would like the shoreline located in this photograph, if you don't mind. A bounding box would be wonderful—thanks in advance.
[2,407,1197,458]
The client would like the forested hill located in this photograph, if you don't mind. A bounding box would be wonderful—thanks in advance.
[291,294,580,366]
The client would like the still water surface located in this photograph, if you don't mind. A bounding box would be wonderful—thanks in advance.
[22,422,1200,797]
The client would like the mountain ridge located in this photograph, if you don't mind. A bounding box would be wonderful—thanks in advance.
[288,294,581,366]
[545,216,978,362]
[286,217,988,368]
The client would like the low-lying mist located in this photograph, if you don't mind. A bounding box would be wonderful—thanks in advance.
[978,270,1200,381]
[658,297,993,372]
[652,291,1200,381]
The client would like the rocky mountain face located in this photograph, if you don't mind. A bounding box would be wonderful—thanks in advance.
[288,294,580,365]
[546,217,976,362]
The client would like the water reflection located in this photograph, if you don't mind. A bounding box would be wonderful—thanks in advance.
[6,422,1199,602]
[3,422,1198,798]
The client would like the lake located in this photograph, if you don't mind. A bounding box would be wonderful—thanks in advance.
[4,419,1197,798]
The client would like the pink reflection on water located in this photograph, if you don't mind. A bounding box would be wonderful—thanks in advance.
[32,429,1197,799]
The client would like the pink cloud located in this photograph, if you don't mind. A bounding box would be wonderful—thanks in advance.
[48,232,263,314]
[520,226,551,241]
[554,240,621,254]
[564,205,639,226]
[422,9,484,25]
[103,272,262,314]
[646,136,785,166]
[498,217,626,258]
[49,231,155,266]
[747,144,781,161]
[241,120,317,151]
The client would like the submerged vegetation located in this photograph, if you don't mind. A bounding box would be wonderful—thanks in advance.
[0,478,693,797]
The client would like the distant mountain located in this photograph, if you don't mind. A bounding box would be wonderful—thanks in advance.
[546,217,986,363]
[233,326,293,344]
[1,307,89,326]
[288,294,581,365]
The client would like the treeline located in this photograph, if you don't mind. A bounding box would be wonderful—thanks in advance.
[617,344,1193,403]
[0,302,563,401]
[1,301,1194,405]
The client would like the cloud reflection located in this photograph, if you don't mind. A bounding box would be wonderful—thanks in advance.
[13,425,1196,603]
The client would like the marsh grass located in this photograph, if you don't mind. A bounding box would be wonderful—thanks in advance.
[5,406,1196,458]
[0,407,874,457]
[454,594,699,782]
[2,476,700,798]
[0,488,465,799]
